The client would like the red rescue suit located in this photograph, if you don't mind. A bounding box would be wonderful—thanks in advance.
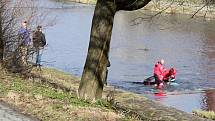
[163,68,176,81]
[153,62,166,82]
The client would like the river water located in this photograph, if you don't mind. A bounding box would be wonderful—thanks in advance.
[39,0,215,113]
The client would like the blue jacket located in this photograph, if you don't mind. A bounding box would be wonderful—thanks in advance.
[18,27,31,46]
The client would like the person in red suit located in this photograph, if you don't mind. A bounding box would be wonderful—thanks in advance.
[153,59,166,88]
[144,59,177,88]
[163,68,176,82]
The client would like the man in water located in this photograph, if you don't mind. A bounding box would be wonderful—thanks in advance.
[163,67,176,82]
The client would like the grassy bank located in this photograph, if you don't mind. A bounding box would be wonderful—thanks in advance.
[0,67,135,121]
[193,110,215,120]
[144,0,215,18]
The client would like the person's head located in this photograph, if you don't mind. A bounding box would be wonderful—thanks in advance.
[37,25,42,31]
[159,59,165,65]
[170,68,176,74]
[22,21,28,28]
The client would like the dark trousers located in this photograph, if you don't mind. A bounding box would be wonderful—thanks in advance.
[154,74,163,85]
[35,48,42,66]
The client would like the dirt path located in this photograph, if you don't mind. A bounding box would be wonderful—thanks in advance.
[0,102,38,121]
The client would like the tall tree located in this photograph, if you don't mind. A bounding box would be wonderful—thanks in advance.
[0,1,4,63]
[78,0,151,100]
[0,14,3,64]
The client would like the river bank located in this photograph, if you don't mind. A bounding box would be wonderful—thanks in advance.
[0,67,129,121]
[0,67,212,120]
[57,0,215,19]
[144,0,215,19]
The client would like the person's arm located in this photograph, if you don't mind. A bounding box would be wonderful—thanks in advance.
[41,33,46,46]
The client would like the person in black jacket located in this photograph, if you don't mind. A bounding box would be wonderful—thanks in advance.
[32,26,46,67]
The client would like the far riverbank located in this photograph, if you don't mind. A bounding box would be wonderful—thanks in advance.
[55,0,215,19]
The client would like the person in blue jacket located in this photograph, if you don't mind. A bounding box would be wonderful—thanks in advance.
[18,21,31,66]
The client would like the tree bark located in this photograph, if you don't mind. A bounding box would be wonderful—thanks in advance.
[78,0,152,100]
[0,8,3,64]
[116,0,152,11]
[78,0,117,100]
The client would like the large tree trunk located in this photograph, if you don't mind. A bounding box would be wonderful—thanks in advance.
[0,9,3,64]
[78,0,117,100]
[78,0,152,100]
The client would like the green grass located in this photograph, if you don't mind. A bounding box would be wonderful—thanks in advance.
[193,110,215,120]
[1,74,93,107]
[0,68,127,121]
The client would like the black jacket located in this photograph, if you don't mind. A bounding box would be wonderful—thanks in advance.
[33,31,46,48]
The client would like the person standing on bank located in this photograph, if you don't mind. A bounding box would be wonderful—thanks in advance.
[32,25,46,67]
[18,21,31,67]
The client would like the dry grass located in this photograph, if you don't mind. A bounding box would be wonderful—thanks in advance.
[193,110,215,120]
[0,67,134,121]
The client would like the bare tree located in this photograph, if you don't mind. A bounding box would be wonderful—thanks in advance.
[0,0,12,64]
[0,0,55,73]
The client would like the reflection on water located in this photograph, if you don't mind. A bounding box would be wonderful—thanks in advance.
[149,89,215,112]
[42,0,215,113]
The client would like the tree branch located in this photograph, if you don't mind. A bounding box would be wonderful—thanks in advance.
[191,0,213,18]
[116,0,152,11]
